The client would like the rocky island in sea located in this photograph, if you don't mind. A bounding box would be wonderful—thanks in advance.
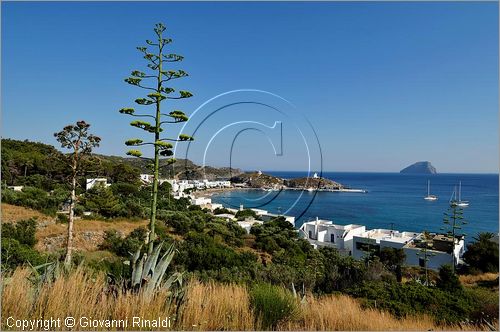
[400,161,437,174]
[230,171,344,190]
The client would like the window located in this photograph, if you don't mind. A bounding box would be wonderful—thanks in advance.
[356,242,380,253]
[308,230,312,239]
[419,258,425,267]
[330,234,335,243]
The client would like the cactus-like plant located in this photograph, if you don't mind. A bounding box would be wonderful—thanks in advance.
[130,242,183,298]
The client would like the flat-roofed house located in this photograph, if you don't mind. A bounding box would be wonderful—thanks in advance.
[299,218,366,256]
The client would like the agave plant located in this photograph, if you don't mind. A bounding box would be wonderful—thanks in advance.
[130,241,183,299]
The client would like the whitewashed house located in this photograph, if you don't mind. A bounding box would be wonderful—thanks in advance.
[86,178,111,190]
[301,218,465,270]
[237,218,263,233]
[300,218,366,256]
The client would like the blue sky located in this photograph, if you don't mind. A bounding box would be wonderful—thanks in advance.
[2,2,498,173]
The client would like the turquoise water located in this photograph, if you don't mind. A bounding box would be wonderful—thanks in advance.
[212,172,498,240]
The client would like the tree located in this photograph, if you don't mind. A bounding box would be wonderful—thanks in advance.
[416,231,435,286]
[436,264,462,293]
[119,23,193,254]
[463,232,499,273]
[54,121,100,266]
[441,204,467,273]
[379,247,405,282]
[235,208,258,220]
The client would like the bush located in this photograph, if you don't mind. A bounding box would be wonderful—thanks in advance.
[177,232,256,272]
[1,187,63,215]
[1,238,47,270]
[1,218,37,247]
[316,247,366,293]
[235,209,258,220]
[250,283,300,330]
[213,207,231,215]
[436,264,462,293]
[463,232,499,273]
[100,227,148,257]
[347,280,475,324]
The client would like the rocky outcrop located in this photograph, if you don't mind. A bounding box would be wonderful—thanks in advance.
[230,172,343,190]
[284,177,343,190]
[230,172,284,188]
[400,161,437,174]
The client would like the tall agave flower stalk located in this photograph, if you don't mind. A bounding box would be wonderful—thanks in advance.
[119,23,193,255]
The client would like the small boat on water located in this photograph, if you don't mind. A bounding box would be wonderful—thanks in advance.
[424,180,438,201]
[450,181,469,207]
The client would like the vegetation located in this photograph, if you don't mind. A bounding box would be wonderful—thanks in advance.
[1,219,48,270]
[250,283,300,330]
[463,232,499,273]
[442,204,468,273]
[119,23,193,254]
[2,267,493,331]
[235,208,258,220]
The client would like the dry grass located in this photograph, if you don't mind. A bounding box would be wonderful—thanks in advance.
[2,203,148,252]
[282,294,480,331]
[2,268,176,331]
[1,203,52,223]
[460,273,499,287]
[178,280,254,330]
[2,267,492,331]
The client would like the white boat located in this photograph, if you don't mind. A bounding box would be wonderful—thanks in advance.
[424,180,438,201]
[307,187,314,192]
[456,181,469,207]
[450,182,469,207]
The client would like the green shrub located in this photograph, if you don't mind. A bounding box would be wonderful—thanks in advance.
[1,238,47,270]
[235,209,258,220]
[213,207,231,215]
[56,213,69,223]
[436,264,462,293]
[463,232,499,273]
[250,283,300,330]
[1,218,38,247]
[347,280,475,324]
[100,227,148,257]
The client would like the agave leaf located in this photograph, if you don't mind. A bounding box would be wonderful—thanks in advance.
[142,241,163,280]
[132,255,145,287]
[145,244,175,296]
[163,272,183,290]
[131,245,142,265]
[155,244,176,282]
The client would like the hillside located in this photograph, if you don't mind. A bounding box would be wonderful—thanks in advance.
[1,138,241,186]
[230,171,344,189]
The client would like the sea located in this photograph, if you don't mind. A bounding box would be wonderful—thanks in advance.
[212,172,499,241]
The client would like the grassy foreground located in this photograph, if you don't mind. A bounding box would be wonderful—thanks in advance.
[1,267,488,331]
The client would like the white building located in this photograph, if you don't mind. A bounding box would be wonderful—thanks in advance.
[352,229,420,260]
[238,218,264,233]
[140,174,154,184]
[301,218,465,270]
[300,218,366,256]
[216,213,237,221]
[402,233,465,270]
[190,196,212,206]
[86,178,111,190]
[8,186,24,192]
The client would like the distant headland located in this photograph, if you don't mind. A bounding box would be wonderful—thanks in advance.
[400,161,437,174]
